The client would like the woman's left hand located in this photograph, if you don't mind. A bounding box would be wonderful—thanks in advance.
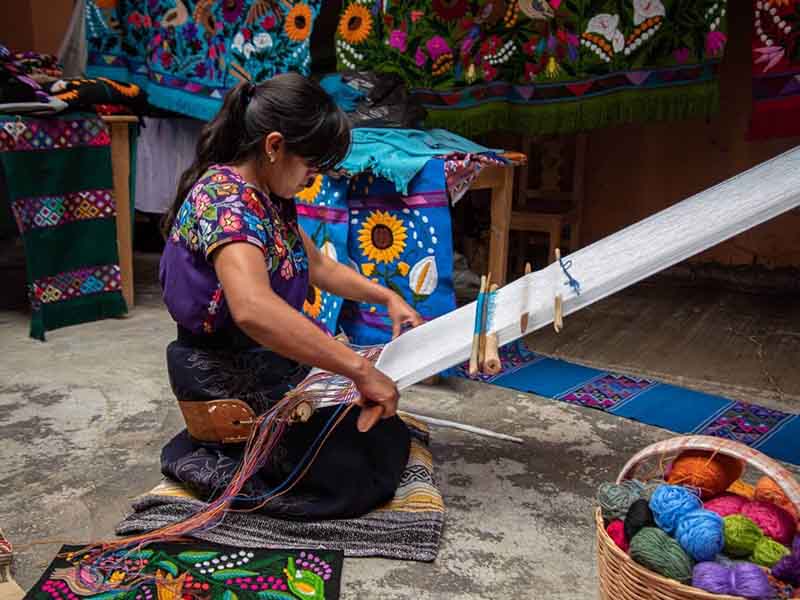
[386,293,423,338]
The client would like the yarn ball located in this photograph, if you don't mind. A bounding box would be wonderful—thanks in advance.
[742,500,798,546]
[692,561,773,599]
[752,537,791,568]
[728,479,756,500]
[629,527,694,583]
[754,477,799,521]
[705,493,748,518]
[773,552,800,587]
[667,450,745,498]
[650,484,703,534]
[795,535,800,556]
[606,520,629,552]
[598,479,645,521]
[724,515,765,557]
[625,498,655,542]
[676,509,725,562]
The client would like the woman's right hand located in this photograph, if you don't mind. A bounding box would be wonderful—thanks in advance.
[351,363,399,433]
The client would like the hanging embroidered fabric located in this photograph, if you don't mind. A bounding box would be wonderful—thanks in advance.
[85,0,321,120]
[335,0,728,137]
[295,174,351,335]
[0,113,127,340]
[748,0,800,139]
[339,159,456,346]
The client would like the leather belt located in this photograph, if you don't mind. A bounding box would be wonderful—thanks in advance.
[178,399,257,444]
[178,399,315,444]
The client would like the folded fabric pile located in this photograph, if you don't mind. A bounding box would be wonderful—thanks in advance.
[0,44,67,115]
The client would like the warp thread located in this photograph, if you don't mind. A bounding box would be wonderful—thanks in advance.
[691,561,773,599]
[629,527,693,583]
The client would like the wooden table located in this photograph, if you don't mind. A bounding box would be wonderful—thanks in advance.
[102,115,138,310]
[471,152,526,285]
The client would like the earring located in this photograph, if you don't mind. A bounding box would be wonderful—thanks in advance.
[268,153,275,163]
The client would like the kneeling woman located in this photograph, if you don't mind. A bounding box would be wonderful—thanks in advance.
[158,73,422,519]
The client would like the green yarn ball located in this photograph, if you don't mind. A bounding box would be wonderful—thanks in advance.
[723,515,764,557]
[597,480,645,521]
[751,537,791,567]
[629,527,694,583]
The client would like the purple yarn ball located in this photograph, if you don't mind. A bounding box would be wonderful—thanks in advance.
[772,551,800,586]
[793,535,800,555]
[692,561,773,599]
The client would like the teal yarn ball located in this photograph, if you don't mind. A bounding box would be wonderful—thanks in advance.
[597,479,645,521]
[649,484,703,534]
[630,527,694,583]
[675,509,725,562]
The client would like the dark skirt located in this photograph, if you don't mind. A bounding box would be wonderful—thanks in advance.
[162,339,411,520]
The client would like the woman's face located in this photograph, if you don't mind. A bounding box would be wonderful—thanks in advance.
[261,132,319,198]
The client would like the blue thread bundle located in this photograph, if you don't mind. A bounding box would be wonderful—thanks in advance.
[675,509,725,562]
[650,484,703,534]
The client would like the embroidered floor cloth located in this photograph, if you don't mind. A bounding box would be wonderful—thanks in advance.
[24,543,343,600]
[336,0,728,137]
[0,113,127,340]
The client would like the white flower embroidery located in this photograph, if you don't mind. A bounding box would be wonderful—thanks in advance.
[632,0,666,26]
[232,32,244,52]
[243,42,256,59]
[254,32,273,50]
[586,13,625,52]
[409,256,438,297]
[321,240,338,263]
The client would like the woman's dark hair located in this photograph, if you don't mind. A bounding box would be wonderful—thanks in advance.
[162,72,351,237]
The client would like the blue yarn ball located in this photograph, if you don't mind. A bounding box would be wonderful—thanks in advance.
[649,484,703,534]
[676,509,725,562]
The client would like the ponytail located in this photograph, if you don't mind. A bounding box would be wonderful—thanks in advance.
[161,74,350,239]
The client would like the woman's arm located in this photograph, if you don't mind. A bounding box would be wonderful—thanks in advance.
[301,229,423,337]
[213,242,397,432]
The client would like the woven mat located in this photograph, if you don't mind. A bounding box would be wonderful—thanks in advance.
[117,417,444,562]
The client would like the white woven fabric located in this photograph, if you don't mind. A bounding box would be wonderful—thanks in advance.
[377,146,800,389]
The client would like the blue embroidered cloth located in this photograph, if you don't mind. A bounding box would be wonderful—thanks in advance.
[85,0,321,120]
[339,128,499,195]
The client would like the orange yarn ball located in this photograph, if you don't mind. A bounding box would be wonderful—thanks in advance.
[754,476,799,521]
[666,450,745,498]
[728,479,756,500]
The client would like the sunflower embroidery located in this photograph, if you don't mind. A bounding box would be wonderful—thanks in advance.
[303,285,323,318]
[338,4,373,45]
[295,175,323,203]
[285,3,312,42]
[358,211,407,264]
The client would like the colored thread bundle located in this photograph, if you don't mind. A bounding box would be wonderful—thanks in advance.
[705,493,748,518]
[606,520,629,552]
[675,509,725,562]
[667,450,745,498]
[629,527,693,583]
[728,479,756,500]
[691,561,773,599]
[624,499,655,542]
[755,477,799,521]
[598,479,645,521]
[650,484,703,534]
[724,514,792,567]
[772,540,800,586]
[742,501,798,546]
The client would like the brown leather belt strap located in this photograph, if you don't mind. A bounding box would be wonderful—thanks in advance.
[178,399,257,444]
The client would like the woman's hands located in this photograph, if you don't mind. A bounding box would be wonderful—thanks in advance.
[351,361,400,432]
[386,293,423,338]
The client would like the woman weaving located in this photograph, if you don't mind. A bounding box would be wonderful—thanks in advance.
[158,73,422,519]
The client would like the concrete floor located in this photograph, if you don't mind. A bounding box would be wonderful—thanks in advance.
[1,253,798,599]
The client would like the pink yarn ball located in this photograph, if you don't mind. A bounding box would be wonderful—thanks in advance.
[607,519,629,552]
[741,500,797,546]
[705,494,747,517]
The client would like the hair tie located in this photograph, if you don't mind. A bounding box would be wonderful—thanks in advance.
[243,82,255,106]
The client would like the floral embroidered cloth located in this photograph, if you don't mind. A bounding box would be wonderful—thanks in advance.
[0,113,128,340]
[85,0,321,120]
[24,543,343,600]
[336,0,728,137]
[161,164,308,335]
[749,0,800,139]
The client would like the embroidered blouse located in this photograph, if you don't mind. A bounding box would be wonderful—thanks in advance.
[160,164,309,335]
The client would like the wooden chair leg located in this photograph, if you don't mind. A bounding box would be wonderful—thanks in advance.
[549,224,562,264]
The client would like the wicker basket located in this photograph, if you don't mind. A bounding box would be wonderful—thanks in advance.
[596,435,800,600]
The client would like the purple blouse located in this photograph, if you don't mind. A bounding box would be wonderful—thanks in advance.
[159,164,309,335]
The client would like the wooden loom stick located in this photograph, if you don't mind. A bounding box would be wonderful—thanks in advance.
[477,272,492,367]
[483,284,502,375]
[468,275,487,376]
[400,411,523,443]
[520,262,532,334]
